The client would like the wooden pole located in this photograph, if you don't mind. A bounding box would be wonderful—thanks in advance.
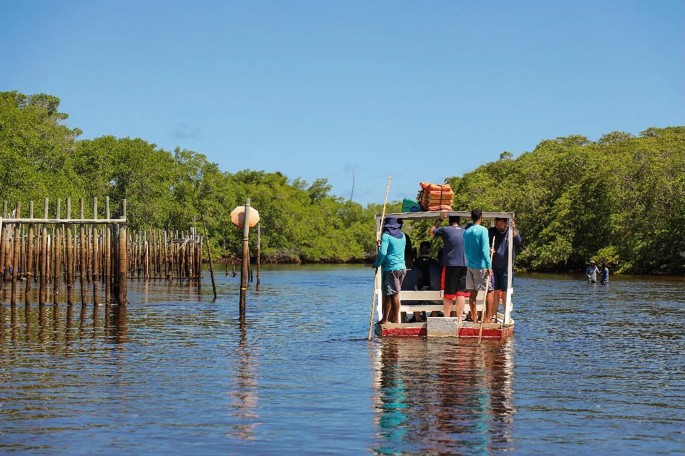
[197,234,202,293]
[0,210,5,297]
[92,197,99,306]
[201,216,217,300]
[24,202,34,305]
[39,226,48,306]
[11,202,21,306]
[54,199,61,305]
[117,200,127,305]
[239,199,251,317]
[66,198,74,305]
[256,223,261,288]
[105,197,111,304]
[79,198,87,305]
[2,201,10,284]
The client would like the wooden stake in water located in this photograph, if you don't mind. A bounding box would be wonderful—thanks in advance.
[202,216,217,300]
[239,199,251,318]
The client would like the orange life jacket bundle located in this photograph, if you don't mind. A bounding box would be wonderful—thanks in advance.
[417,182,453,211]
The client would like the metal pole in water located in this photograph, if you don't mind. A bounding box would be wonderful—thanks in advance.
[239,198,250,317]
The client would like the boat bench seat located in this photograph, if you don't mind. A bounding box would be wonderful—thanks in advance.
[398,290,486,314]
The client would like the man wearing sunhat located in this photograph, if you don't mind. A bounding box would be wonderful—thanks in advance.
[374,216,407,325]
[586,260,599,283]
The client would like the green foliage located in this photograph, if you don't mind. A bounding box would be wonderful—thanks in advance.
[0,91,83,207]
[449,127,685,274]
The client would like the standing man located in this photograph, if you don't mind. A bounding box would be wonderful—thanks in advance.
[586,260,599,283]
[374,216,407,325]
[464,209,492,323]
[487,218,521,323]
[600,263,610,285]
[429,211,468,328]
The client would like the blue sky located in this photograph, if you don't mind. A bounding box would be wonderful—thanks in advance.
[3,1,684,205]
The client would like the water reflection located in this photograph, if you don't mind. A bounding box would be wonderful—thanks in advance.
[373,338,515,454]
[228,321,260,440]
[0,302,129,347]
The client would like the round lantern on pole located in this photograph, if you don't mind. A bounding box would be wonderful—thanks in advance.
[231,206,260,229]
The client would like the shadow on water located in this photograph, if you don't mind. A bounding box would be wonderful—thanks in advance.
[371,337,515,455]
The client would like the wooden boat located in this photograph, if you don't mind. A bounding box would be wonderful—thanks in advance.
[374,210,516,338]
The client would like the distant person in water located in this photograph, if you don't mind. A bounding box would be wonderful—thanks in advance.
[586,260,599,283]
[374,216,407,325]
[600,263,609,285]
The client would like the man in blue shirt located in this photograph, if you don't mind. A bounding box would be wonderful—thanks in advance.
[374,216,407,325]
[586,260,599,283]
[429,211,468,328]
[464,209,492,323]
[487,218,521,323]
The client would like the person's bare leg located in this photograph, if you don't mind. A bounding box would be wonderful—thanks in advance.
[469,290,478,323]
[499,290,508,322]
[378,295,391,324]
[485,291,495,322]
[389,293,401,323]
[443,297,453,318]
[455,295,465,334]
[492,290,503,321]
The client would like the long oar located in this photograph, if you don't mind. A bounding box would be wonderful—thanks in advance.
[367,174,392,340]
[478,236,496,343]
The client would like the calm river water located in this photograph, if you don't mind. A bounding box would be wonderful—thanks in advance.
[1,266,683,455]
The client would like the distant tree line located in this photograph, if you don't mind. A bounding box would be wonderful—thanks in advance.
[1,91,683,273]
[448,128,685,274]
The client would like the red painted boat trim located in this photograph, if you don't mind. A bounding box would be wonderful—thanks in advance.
[378,324,514,339]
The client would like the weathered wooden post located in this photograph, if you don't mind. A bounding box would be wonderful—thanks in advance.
[24,202,34,305]
[117,200,127,305]
[39,199,48,305]
[10,202,21,305]
[92,197,99,306]
[231,200,260,317]
[39,226,48,306]
[79,198,87,305]
[66,198,74,305]
[105,197,111,304]
[201,216,217,300]
[2,201,9,284]
[53,198,61,305]
[239,200,250,316]
[256,223,261,288]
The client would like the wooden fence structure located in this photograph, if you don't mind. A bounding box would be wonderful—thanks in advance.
[127,230,202,282]
[0,197,127,306]
[0,198,205,307]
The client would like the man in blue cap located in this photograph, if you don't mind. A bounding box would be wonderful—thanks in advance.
[374,216,407,324]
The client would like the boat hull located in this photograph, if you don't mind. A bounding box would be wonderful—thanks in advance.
[376,321,514,339]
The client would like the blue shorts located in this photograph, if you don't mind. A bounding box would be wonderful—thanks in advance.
[492,267,510,291]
